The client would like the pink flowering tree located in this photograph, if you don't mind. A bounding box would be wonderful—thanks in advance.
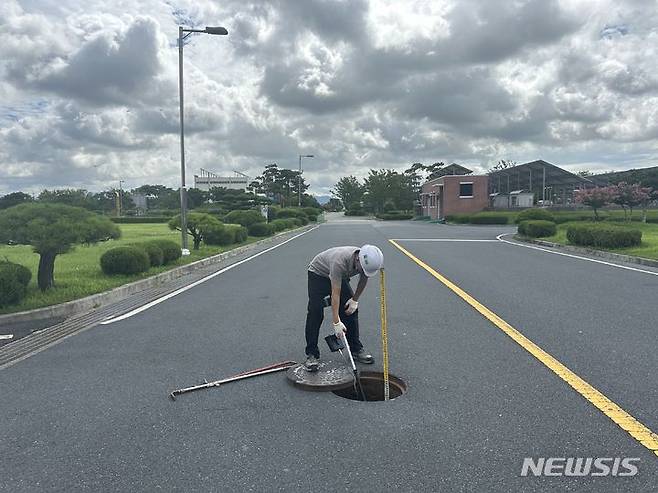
[574,187,616,221]
[611,182,653,221]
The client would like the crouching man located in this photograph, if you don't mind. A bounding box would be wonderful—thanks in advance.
[303,244,384,372]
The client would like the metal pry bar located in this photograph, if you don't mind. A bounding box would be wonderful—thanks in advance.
[169,360,296,400]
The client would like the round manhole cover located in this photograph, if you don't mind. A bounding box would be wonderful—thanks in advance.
[286,360,354,391]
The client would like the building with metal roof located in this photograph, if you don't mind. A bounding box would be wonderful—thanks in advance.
[488,160,595,206]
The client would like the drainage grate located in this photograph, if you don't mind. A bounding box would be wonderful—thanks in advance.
[333,372,407,401]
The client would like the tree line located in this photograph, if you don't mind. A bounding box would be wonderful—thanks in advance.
[332,161,465,213]
[0,164,319,214]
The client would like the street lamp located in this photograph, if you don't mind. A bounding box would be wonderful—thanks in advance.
[298,154,314,207]
[178,25,228,255]
[118,180,124,216]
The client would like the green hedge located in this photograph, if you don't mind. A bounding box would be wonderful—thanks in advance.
[223,210,265,227]
[110,216,170,223]
[203,224,234,246]
[515,208,555,224]
[146,240,181,264]
[302,207,322,219]
[518,220,557,238]
[470,213,509,224]
[100,246,150,275]
[132,242,164,266]
[376,212,414,220]
[444,214,472,224]
[345,208,366,216]
[566,223,642,248]
[274,209,310,225]
[276,208,310,221]
[271,218,295,232]
[248,222,275,237]
[225,224,248,243]
[0,260,32,307]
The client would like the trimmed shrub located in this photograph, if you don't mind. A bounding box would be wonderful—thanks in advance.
[0,261,32,307]
[203,224,235,246]
[110,217,170,224]
[518,220,557,238]
[376,212,413,220]
[469,213,509,225]
[270,219,291,232]
[515,208,555,224]
[345,208,366,216]
[225,224,248,243]
[552,212,600,224]
[275,208,308,221]
[147,240,181,264]
[223,210,265,227]
[289,218,303,227]
[100,246,150,275]
[566,223,642,248]
[445,214,472,224]
[248,222,275,237]
[302,207,322,218]
[133,243,164,267]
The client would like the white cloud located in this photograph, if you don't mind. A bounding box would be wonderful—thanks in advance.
[1,0,657,196]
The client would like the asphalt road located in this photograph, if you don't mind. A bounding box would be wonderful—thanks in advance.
[1,215,656,492]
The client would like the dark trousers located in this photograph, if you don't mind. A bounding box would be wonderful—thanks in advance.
[305,271,363,358]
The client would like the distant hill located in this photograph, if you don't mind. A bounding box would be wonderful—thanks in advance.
[314,195,331,205]
[591,165,658,189]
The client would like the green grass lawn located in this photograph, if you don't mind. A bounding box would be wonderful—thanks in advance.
[0,224,264,314]
[542,221,658,260]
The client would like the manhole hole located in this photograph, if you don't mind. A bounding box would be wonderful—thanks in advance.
[332,371,407,401]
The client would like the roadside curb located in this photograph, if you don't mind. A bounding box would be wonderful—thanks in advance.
[0,225,317,326]
[511,235,658,269]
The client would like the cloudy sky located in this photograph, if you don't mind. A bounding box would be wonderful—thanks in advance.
[1,0,657,196]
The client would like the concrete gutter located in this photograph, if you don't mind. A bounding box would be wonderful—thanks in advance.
[513,235,658,269]
[0,225,316,326]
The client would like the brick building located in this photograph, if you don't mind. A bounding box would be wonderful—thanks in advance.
[420,175,489,220]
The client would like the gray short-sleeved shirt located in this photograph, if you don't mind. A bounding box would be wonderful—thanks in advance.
[308,246,360,284]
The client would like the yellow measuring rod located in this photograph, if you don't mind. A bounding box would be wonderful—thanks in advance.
[380,267,390,401]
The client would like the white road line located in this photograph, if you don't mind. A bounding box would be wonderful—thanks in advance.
[391,238,499,242]
[0,334,14,340]
[101,226,320,325]
[497,233,658,277]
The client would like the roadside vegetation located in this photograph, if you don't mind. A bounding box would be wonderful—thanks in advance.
[0,207,320,314]
[445,209,658,225]
[0,162,326,314]
[542,222,658,260]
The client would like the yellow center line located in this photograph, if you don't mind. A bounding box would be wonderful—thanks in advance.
[389,239,658,458]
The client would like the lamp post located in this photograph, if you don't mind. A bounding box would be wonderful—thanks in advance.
[118,180,124,216]
[298,154,314,207]
[178,25,228,255]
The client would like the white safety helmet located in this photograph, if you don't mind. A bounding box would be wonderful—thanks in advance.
[358,244,384,277]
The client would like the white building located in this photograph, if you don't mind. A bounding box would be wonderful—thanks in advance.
[490,190,534,209]
[194,169,250,191]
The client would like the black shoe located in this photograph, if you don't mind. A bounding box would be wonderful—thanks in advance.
[352,349,374,364]
[304,355,320,372]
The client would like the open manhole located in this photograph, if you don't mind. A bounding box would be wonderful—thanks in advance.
[332,371,407,401]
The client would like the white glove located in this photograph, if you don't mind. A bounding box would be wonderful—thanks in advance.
[333,321,347,338]
[344,298,358,315]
